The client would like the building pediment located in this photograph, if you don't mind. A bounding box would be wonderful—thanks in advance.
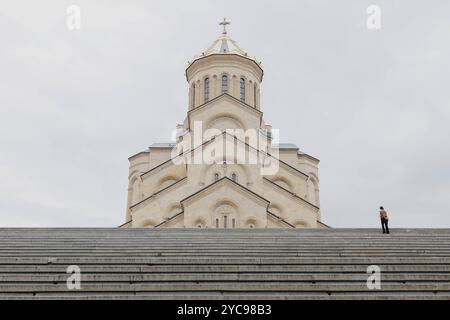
[180,177,270,229]
[181,177,269,208]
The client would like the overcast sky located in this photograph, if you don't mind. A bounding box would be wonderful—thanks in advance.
[1,0,449,228]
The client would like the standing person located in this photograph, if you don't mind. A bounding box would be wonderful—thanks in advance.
[379,206,390,234]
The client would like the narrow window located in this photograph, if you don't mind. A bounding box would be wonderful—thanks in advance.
[223,215,228,229]
[204,78,209,102]
[221,75,228,94]
[231,173,237,182]
[240,78,245,102]
[232,218,236,229]
[216,218,219,228]
[214,173,220,181]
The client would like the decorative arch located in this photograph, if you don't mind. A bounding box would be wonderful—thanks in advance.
[307,174,320,206]
[268,203,284,218]
[211,200,239,229]
[200,163,250,186]
[128,170,142,185]
[211,200,238,212]
[271,176,294,192]
[140,219,157,228]
[308,172,320,182]
[245,217,258,229]
[292,219,309,228]
[194,218,207,229]
[205,113,245,132]
[164,203,182,220]
[158,175,180,190]
[128,173,142,204]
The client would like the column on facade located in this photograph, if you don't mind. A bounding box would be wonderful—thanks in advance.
[212,75,219,99]
[195,79,201,107]
[255,83,260,109]
[231,75,238,98]
[248,80,254,107]
[188,83,194,110]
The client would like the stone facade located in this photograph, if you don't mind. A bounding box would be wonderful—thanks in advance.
[124,22,325,229]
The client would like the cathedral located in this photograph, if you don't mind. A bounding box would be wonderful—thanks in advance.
[124,20,326,229]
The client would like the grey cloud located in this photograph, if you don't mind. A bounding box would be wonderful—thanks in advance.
[1,0,449,227]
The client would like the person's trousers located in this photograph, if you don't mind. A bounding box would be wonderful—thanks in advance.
[381,218,389,234]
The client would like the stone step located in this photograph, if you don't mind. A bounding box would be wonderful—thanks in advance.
[2,234,449,238]
[0,272,449,282]
[2,248,449,253]
[2,253,450,259]
[2,256,450,264]
[1,241,449,246]
[1,282,450,293]
[1,249,448,253]
[1,264,449,273]
[0,228,449,300]
[0,228,447,232]
[3,292,450,300]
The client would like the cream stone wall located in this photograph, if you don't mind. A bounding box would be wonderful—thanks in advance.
[186,55,263,110]
[187,94,262,136]
[124,26,325,229]
[181,178,269,229]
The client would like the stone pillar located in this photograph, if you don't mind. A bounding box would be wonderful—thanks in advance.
[231,75,238,98]
[213,75,219,99]
[255,83,260,109]
[248,81,255,107]
[195,80,201,107]
[188,83,194,110]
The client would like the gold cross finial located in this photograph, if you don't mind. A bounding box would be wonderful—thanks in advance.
[219,17,230,35]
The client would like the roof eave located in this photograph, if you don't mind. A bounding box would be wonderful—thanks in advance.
[185,53,264,82]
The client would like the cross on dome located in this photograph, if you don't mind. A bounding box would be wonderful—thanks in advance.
[186,18,262,68]
[219,17,230,35]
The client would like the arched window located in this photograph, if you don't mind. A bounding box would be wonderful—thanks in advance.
[221,75,228,94]
[214,173,220,181]
[232,218,236,228]
[240,78,245,102]
[215,218,219,228]
[192,84,196,107]
[204,78,210,102]
[231,173,237,182]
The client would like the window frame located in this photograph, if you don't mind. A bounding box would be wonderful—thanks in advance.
[204,77,210,102]
[240,78,245,102]
[221,75,228,94]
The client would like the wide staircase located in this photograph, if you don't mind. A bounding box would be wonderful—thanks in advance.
[0,228,449,299]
